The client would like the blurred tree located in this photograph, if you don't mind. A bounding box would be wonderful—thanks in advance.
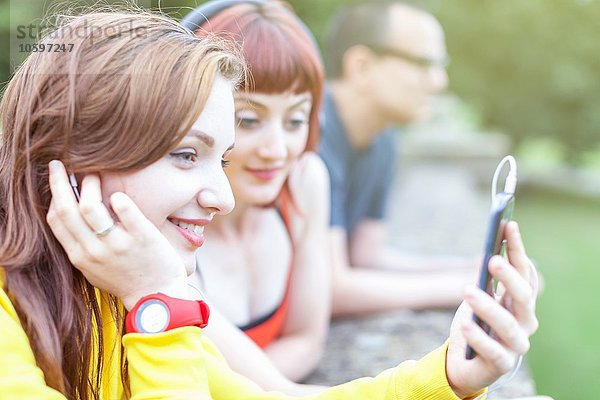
[418,0,600,164]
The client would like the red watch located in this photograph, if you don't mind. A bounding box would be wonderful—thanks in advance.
[125,293,210,334]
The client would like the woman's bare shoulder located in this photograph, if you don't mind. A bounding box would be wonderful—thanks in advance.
[287,152,330,227]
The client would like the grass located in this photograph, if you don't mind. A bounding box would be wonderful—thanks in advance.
[515,188,600,400]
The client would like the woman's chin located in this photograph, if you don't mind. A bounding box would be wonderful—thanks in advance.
[253,192,280,206]
[236,187,281,207]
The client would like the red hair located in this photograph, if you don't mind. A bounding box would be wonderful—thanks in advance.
[195,2,324,152]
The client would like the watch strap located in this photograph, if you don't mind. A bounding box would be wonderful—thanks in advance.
[126,293,210,334]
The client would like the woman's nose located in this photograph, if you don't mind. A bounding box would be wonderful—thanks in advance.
[197,170,235,216]
[257,126,287,160]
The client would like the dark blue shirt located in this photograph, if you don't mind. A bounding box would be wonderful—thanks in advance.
[318,88,397,236]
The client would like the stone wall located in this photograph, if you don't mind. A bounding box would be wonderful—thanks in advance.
[306,310,537,398]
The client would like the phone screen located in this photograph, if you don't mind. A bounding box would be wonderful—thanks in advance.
[465,192,514,360]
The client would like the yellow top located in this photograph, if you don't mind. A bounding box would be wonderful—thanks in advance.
[0,271,465,400]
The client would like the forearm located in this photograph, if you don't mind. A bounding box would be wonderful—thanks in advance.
[205,338,463,400]
[349,220,476,273]
[307,343,462,400]
[331,268,467,317]
[264,334,327,385]
[366,247,477,273]
[203,309,324,395]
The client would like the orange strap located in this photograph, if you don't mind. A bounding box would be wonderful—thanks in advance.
[242,195,295,349]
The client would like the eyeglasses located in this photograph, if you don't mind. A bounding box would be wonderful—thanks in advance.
[369,45,450,69]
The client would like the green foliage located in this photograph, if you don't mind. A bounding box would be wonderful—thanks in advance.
[418,0,600,164]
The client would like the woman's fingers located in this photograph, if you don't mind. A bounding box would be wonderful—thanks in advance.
[505,222,531,282]
[461,319,515,375]
[109,191,158,236]
[48,160,97,243]
[46,199,78,254]
[489,256,539,334]
[464,285,530,355]
[78,174,116,234]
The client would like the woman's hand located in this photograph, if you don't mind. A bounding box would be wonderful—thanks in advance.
[46,160,189,309]
[446,221,539,398]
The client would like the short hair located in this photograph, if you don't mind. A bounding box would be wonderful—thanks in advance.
[324,0,424,78]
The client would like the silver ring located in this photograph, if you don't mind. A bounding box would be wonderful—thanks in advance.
[94,222,116,238]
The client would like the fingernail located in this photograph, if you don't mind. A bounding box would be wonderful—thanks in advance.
[49,160,60,174]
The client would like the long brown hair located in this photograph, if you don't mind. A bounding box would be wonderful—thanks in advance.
[0,10,243,399]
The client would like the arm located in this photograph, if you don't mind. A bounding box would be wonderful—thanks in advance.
[0,286,213,399]
[350,219,478,273]
[330,225,469,316]
[263,153,332,382]
[0,281,475,400]
[202,333,463,400]
[203,308,326,396]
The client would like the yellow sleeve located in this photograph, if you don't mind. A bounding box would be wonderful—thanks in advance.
[2,281,467,400]
[123,327,212,399]
[0,281,216,400]
[0,288,65,399]
[201,335,463,400]
[0,283,215,400]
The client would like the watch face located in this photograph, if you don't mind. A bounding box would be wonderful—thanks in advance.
[136,299,170,333]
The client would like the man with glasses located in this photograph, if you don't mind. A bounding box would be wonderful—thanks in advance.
[319,0,474,316]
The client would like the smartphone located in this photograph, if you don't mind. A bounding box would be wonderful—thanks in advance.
[465,191,514,360]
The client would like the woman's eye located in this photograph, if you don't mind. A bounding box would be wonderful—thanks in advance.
[221,159,230,168]
[286,118,308,130]
[236,116,261,130]
[170,150,198,165]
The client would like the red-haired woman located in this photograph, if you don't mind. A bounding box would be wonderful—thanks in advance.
[187,1,330,394]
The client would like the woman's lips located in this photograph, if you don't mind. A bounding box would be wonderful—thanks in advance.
[174,225,205,248]
[245,167,282,181]
[169,218,210,248]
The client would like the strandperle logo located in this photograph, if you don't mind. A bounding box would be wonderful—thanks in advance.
[8,0,152,70]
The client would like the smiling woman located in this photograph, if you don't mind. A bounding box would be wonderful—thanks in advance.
[0,9,244,399]
[99,76,237,273]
